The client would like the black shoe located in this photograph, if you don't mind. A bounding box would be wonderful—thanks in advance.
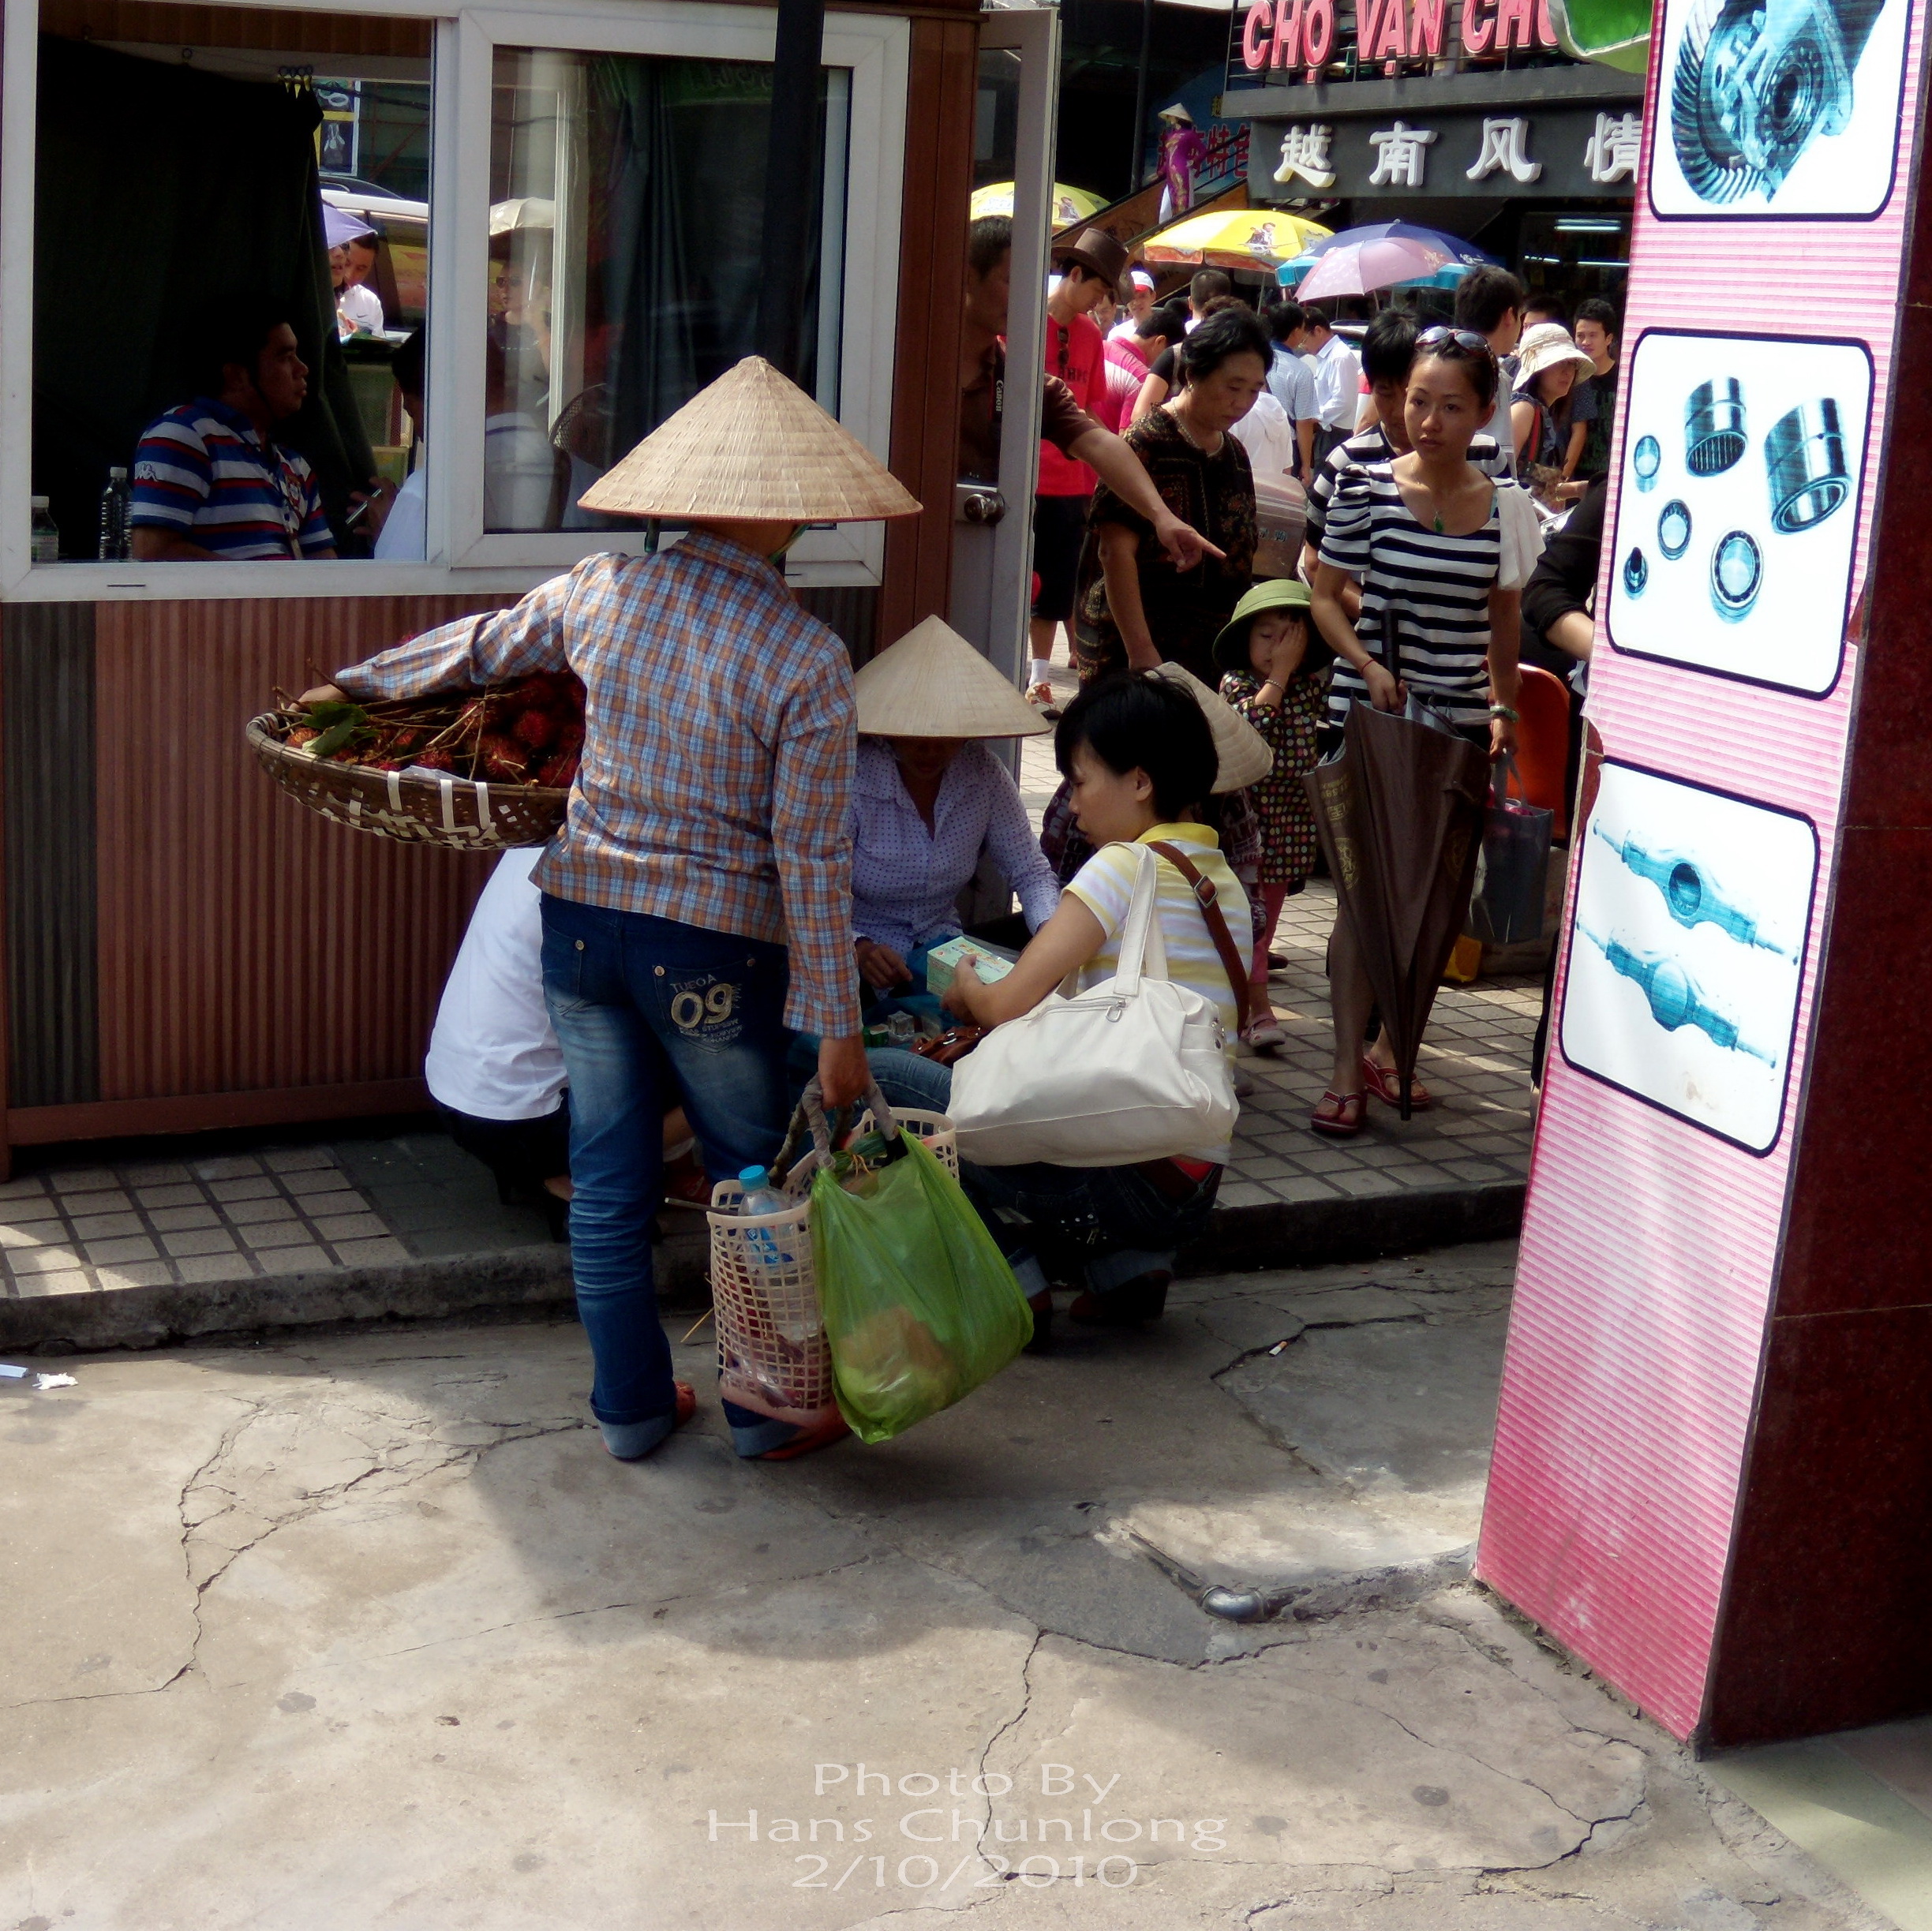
[1069,1270,1171,1328]
[1024,1289,1054,1353]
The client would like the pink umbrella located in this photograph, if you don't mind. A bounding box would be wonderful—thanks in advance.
[1295,236,1451,301]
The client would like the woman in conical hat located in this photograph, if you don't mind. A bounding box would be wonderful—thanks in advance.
[308,357,917,1466]
[847,616,1061,1020]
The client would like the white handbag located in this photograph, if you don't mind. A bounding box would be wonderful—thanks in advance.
[948,843,1241,1168]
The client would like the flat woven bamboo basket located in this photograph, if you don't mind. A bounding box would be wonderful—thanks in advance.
[246,712,568,850]
[707,1106,957,1428]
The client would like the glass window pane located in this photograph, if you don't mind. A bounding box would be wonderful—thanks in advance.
[485,48,849,533]
[31,3,431,563]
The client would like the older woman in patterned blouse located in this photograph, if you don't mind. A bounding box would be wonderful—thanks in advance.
[847,619,1061,1019]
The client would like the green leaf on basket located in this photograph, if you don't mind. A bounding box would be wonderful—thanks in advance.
[310,718,368,758]
[304,699,369,729]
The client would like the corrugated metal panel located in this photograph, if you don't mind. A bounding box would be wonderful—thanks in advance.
[92,597,511,1103]
[797,585,879,666]
[4,604,99,1109]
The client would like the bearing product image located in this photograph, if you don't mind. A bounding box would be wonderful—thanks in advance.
[1632,434,1663,491]
[1658,500,1693,560]
[1686,380,1748,474]
[1670,0,1885,205]
[1623,547,1649,597]
[1711,530,1764,621]
[1765,399,1852,531]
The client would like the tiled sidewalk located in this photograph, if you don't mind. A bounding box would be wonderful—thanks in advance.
[0,653,1538,1306]
[0,1138,555,1302]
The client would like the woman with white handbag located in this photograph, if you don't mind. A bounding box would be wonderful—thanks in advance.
[869,673,1253,1344]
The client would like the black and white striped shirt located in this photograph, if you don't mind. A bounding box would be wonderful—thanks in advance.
[1304,425,1507,552]
[1318,459,1518,730]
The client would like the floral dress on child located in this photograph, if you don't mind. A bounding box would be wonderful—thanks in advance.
[1219,669,1324,886]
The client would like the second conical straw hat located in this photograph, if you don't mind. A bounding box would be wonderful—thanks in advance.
[855,616,1050,739]
[576,357,922,523]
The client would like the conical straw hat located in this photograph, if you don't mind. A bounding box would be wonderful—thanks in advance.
[1148,661,1273,791]
[576,357,922,523]
[855,616,1050,739]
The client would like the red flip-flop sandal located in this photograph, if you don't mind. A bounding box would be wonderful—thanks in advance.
[1309,1091,1365,1138]
[1361,1057,1432,1110]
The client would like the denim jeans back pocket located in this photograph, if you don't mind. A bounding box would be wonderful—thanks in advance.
[661,968,750,1053]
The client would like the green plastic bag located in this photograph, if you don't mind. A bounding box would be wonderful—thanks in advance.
[811,1132,1033,1443]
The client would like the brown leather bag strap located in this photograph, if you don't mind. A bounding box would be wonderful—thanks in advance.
[1146,841,1253,1033]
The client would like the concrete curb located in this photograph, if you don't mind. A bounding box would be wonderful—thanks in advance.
[0,1181,1526,1355]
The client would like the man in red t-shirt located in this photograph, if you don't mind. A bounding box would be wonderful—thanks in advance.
[1029,226,1127,706]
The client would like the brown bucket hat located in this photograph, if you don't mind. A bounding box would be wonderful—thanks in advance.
[1053,225,1129,293]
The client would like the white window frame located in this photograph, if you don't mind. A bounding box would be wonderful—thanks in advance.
[0,0,907,602]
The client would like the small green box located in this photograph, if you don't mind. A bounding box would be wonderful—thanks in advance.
[923,934,1019,994]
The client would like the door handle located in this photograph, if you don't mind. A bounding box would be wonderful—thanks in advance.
[956,486,1007,526]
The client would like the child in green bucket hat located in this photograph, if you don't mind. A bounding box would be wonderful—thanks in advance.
[1211,578,1332,1051]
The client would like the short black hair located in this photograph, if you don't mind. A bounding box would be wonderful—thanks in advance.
[1524,294,1567,325]
[1300,305,1335,337]
[1136,302,1185,343]
[1177,305,1274,385]
[390,325,425,398]
[1361,309,1420,387]
[1267,301,1307,344]
[967,215,1012,279]
[1414,331,1500,411]
[1454,264,1526,336]
[1574,297,1619,339]
[1189,268,1231,306]
[197,298,298,396]
[1054,672,1219,820]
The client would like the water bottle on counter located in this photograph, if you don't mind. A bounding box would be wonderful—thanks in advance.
[98,468,131,561]
[29,497,60,562]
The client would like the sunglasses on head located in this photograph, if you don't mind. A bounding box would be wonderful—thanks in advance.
[1415,325,1496,365]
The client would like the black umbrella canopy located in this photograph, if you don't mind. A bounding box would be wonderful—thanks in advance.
[1304,702,1489,1117]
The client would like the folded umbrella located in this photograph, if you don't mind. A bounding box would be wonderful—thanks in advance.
[1301,616,1490,1117]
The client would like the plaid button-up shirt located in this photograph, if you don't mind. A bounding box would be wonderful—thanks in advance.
[337,533,859,1036]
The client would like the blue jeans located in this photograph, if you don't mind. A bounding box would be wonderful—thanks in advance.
[865,1049,1219,1296]
[541,895,792,1426]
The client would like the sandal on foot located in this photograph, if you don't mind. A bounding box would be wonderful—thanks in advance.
[756,1409,852,1461]
[1241,1016,1287,1053]
[1025,682,1056,705]
[600,1382,697,1459]
[1309,1091,1365,1138]
[1361,1057,1432,1110]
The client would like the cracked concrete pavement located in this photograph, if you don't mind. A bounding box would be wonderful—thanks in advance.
[0,1242,1889,1930]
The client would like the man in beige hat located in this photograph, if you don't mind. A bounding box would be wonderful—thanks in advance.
[305,357,914,1467]
[1029,224,1133,709]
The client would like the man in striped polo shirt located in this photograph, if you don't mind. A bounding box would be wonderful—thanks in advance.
[130,305,338,561]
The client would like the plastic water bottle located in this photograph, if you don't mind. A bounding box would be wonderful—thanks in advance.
[736,1166,794,1266]
[737,1166,817,1343]
[97,468,131,561]
[29,497,59,563]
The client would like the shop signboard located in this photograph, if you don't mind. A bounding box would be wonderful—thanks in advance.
[1477,0,1925,1741]
[1249,103,1641,198]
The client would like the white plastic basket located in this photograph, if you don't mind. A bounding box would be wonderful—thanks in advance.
[706,1104,956,1424]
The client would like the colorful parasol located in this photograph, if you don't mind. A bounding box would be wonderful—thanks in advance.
[1141,208,1334,272]
[969,181,1109,229]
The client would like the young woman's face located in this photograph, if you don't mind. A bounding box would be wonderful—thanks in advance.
[1065,743,1160,844]
[1248,610,1308,679]
[1405,354,1485,462]
[1182,350,1270,436]
[1537,363,1577,402]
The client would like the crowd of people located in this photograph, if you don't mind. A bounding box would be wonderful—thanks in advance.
[280,211,1612,1469]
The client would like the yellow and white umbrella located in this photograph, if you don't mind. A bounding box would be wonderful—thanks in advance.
[1141,208,1333,272]
[970,181,1109,230]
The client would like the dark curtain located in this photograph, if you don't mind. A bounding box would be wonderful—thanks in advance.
[596,56,827,466]
[33,36,376,559]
